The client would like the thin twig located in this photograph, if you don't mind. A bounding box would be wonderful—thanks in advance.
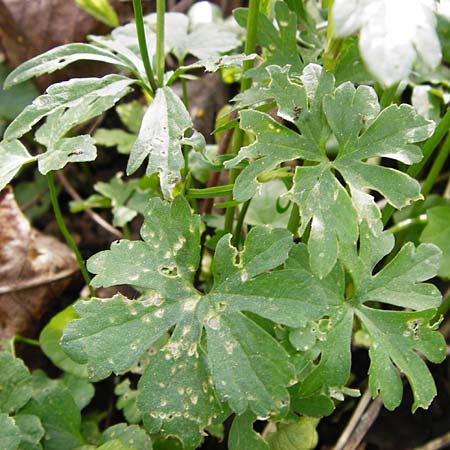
[56,172,123,239]
[412,431,450,450]
[341,397,383,450]
[333,389,372,450]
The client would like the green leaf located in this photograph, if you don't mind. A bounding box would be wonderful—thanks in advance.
[227,63,434,277]
[116,101,145,134]
[127,87,195,199]
[60,374,95,411]
[87,196,201,297]
[101,424,151,450]
[245,179,292,228]
[358,307,445,412]
[266,417,319,450]
[0,414,21,450]
[40,305,89,378]
[0,62,38,122]
[228,411,269,450]
[138,311,226,450]
[5,75,134,140]
[4,44,130,89]
[421,206,450,278]
[76,0,119,28]
[20,372,84,450]
[0,140,35,190]
[62,294,183,380]
[115,380,142,424]
[233,3,303,81]
[0,352,32,414]
[14,415,45,450]
[297,234,445,413]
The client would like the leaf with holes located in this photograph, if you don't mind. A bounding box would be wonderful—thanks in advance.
[226,63,435,277]
[127,87,201,199]
[4,75,135,141]
[291,222,445,415]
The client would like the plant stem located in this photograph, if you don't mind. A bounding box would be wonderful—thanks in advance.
[14,335,40,347]
[181,77,189,109]
[421,131,450,198]
[46,172,95,297]
[287,203,300,236]
[323,0,343,73]
[224,0,260,234]
[156,0,166,86]
[382,107,450,225]
[233,200,251,247]
[132,0,158,92]
[435,295,450,320]
[386,214,427,234]
[380,83,399,108]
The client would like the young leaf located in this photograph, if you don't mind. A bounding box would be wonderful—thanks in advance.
[420,206,450,278]
[127,87,196,199]
[332,0,442,85]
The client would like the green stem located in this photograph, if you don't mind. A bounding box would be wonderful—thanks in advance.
[435,295,450,320]
[224,0,260,234]
[421,131,450,198]
[156,0,166,87]
[382,108,450,225]
[14,335,40,347]
[132,0,158,92]
[287,203,300,236]
[233,200,251,247]
[47,172,95,297]
[380,83,399,108]
[386,214,427,235]
[181,78,189,109]
[323,0,343,73]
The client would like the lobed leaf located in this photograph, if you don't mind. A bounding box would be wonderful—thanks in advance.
[127,87,195,199]
[0,140,35,190]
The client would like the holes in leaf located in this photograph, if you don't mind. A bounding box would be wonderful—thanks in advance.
[158,264,178,277]
[57,58,67,64]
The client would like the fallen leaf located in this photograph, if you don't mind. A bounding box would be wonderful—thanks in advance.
[0,186,79,339]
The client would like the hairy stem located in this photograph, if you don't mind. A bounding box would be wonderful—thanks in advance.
[47,172,95,296]
[224,0,260,234]
[156,0,166,86]
[132,0,158,92]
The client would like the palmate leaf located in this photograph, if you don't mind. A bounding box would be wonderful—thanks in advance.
[226,63,435,277]
[62,196,445,447]
[295,222,445,415]
[127,87,204,199]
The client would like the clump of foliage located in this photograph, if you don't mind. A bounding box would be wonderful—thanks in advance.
[1,0,450,449]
